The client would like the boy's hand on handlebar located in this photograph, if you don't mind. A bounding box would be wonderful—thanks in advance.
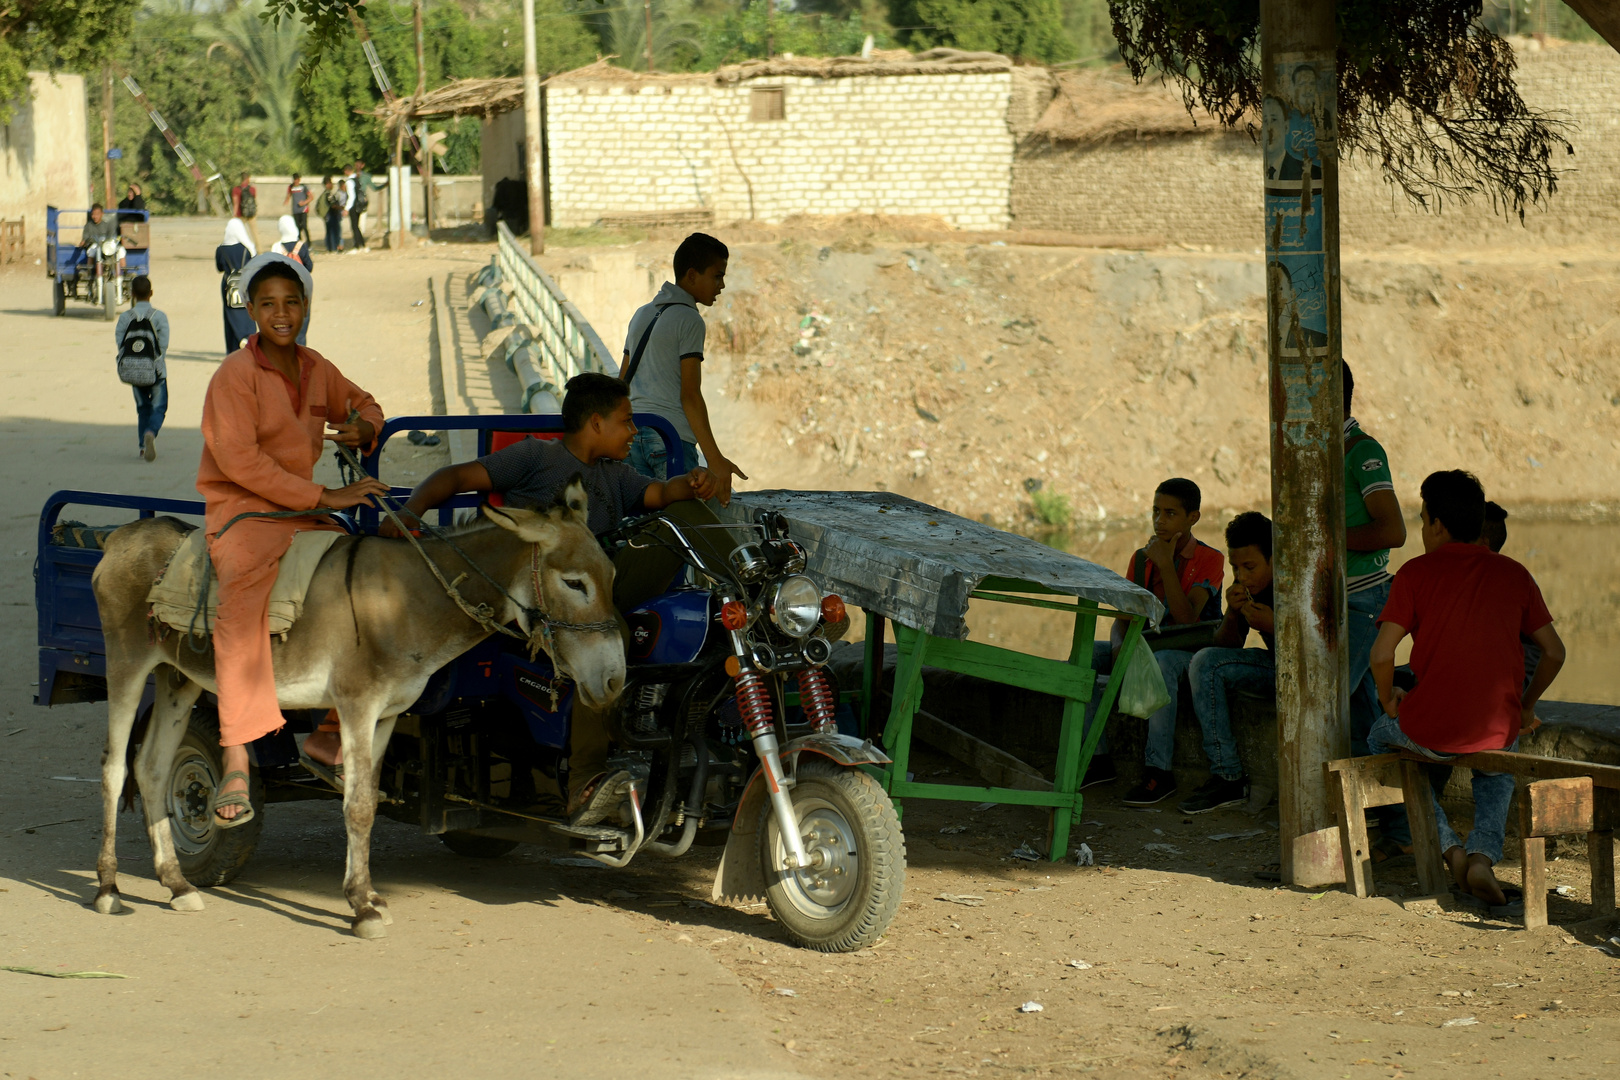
[377,506,423,538]
[324,418,375,449]
[318,476,390,509]
[686,467,718,502]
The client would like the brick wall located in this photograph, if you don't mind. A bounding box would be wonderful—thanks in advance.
[1011,43,1620,250]
[545,72,1015,230]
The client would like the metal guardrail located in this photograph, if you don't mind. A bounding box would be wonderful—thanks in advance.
[495,221,617,385]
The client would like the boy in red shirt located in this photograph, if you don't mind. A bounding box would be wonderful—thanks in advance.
[1084,478,1224,805]
[1369,470,1565,912]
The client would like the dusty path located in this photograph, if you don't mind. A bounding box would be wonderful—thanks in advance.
[0,221,806,1080]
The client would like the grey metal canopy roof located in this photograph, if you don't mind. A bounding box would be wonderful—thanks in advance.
[722,490,1164,641]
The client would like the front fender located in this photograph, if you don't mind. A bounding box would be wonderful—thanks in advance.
[711,732,891,904]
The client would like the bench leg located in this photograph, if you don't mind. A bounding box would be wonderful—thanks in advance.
[1329,767,1375,899]
[1521,835,1549,930]
[1400,760,1451,897]
[1590,788,1617,917]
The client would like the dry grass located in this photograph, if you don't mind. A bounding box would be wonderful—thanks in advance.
[1031,68,1253,147]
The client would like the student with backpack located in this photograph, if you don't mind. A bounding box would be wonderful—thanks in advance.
[113,275,170,462]
[345,161,369,251]
[231,172,261,253]
[316,176,345,254]
[216,217,258,353]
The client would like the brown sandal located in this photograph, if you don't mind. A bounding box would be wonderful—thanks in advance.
[211,770,256,829]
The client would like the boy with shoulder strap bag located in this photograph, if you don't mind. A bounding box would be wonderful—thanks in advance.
[113,275,170,462]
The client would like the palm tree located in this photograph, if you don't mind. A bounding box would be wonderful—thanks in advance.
[597,0,703,72]
[201,1,305,166]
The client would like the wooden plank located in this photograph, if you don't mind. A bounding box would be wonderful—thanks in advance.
[911,709,1052,792]
[1520,791,1550,931]
[1401,759,1452,896]
[1325,754,1406,809]
[1524,777,1594,837]
[1328,764,1375,899]
[1435,750,1620,791]
[888,779,1070,808]
[1591,788,1618,917]
[920,635,1096,702]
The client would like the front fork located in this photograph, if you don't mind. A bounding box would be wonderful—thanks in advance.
[731,630,841,873]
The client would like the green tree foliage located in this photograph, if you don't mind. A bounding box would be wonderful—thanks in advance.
[697,3,878,65]
[201,2,307,170]
[1107,0,1570,216]
[586,0,705,71]
[0,0,142,122]
[887,0,1073,61]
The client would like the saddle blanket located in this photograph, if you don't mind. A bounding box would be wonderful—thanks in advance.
[147,528,342,637]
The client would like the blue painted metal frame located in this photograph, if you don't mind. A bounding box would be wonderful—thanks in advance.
[47,207,152,281]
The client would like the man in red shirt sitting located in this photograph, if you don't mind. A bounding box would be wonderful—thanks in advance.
[1368,470,1565,913]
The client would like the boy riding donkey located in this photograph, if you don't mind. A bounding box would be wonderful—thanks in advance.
[198,252,389,826]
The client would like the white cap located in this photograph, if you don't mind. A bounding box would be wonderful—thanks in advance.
[237,251,313,306]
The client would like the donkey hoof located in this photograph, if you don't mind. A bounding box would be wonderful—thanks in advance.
[169,889,206,912]
[93,889,124,915]
[370,898,393,926]
[352,910,388,939]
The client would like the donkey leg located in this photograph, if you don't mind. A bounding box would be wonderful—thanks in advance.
[362,715,400,926]
[95,662,153,915]
[338,704,388,938]
[137,672,207,911]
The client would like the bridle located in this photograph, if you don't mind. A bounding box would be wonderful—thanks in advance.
[528,543,620,658]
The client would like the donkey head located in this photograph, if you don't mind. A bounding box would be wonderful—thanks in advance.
[486,480,624,708]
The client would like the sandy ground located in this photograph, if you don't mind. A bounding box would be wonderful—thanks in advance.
[1,221,1617,1080]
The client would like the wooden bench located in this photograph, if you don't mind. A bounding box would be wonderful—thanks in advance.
[1326,750,1619,928]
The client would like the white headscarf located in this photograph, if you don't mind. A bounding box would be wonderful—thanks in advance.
[276,215,299,248]
[223,217,256,256]
[236,251,314,308]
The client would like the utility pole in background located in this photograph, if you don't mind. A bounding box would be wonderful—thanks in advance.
[1260,0,1348,887]
[414,0,434,234]
[102,67,115,207]
[644,0,655,72]
[521,0,546,254]
[767,0,775,59]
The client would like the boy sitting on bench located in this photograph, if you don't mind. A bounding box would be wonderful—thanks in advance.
[1368,470,1566,911]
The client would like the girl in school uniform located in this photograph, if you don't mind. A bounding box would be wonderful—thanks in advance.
[197,252,389,825]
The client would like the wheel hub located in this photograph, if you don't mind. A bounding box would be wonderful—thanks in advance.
[168,751,217,855]
[776,799,858,917]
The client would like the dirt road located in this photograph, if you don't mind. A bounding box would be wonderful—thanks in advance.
[2,222,1616,1080]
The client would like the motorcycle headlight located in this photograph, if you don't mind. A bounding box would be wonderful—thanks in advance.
[100,238,120,258]
[769,574,822,638]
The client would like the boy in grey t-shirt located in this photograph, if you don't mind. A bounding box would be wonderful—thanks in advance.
[622,232,748,504]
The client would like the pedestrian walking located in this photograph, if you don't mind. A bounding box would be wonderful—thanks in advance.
[284,173,312,241]
[113,274,169,462]
[344,162,369,251]
[316,176,345,254]
[231,171,261,252]
[216,217,258,354]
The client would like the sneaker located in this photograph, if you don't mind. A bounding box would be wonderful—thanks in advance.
[1080,753,1117,790]
[1178,774,1249,814]
[1123,767,1179,807]
[143,431,156,462]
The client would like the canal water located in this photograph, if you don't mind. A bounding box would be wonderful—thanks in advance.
[852,519,1620,707]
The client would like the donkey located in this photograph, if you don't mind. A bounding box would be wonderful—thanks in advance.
[90,483,621,938]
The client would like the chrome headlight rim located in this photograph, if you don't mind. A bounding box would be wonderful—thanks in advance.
[769,574,822,639]
[99,238,121,258]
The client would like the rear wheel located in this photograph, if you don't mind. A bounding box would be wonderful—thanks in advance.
[439,831,519,859]
[164,707,265,887]
[758,758,905,952]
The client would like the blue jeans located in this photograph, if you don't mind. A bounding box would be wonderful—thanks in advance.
[1189,646,1276,781]
[627,427,697,481]
[1347,581,1408,842]
[1366,714,1518,864]
[324,213,343,252]
[1083,641,1191,771]
[133,378,168,445]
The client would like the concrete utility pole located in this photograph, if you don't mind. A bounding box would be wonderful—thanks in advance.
[521,0,546,254]
[645,0,656,72]
[1260,0,1348,887]
[102,67,115,207]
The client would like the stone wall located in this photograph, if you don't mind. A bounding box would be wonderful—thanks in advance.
[1011,42,1620,250]
[544,72,1015,230]
[1,73,91,258]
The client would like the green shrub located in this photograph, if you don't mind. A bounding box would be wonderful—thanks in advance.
[1031,488,1071,527]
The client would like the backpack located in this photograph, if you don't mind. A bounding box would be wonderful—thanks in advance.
[239,187,257,219]
[224,267,247,309]
[352,174,370,211]
[116,315,160,387]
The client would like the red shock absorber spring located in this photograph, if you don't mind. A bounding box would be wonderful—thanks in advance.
[734,670,776,738]
[797,668,838,734]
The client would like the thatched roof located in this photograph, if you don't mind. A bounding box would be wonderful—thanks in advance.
[381,50,1017,121]
[1030,69,1249,146]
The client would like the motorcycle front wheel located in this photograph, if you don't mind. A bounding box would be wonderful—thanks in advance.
[102,269,118,321]
[757,758,905,952]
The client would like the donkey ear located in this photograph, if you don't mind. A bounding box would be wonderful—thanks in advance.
[553,475,589,527]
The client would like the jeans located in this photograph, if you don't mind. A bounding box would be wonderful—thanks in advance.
[1347,581,1408,842]
[133,378,168,445]
[324,213,343,252]
[292,211,309,241]
[627,427,698,481]
[1189,646,1276,781]
[1366,714,1518,864]
[349,208,366,249]
[1082,640,1192,771]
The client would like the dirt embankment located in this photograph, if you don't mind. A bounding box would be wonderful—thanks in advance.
[546,224,1620,530]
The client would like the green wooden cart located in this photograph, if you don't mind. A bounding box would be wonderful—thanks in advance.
[727,491,1164,863]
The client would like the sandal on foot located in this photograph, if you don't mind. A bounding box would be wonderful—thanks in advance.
[211,771,256,829]
[298,750,344,791]
[568,769,632,828]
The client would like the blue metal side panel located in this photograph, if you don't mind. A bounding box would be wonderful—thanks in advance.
[498,653,572,749]
[626,590,711,665]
